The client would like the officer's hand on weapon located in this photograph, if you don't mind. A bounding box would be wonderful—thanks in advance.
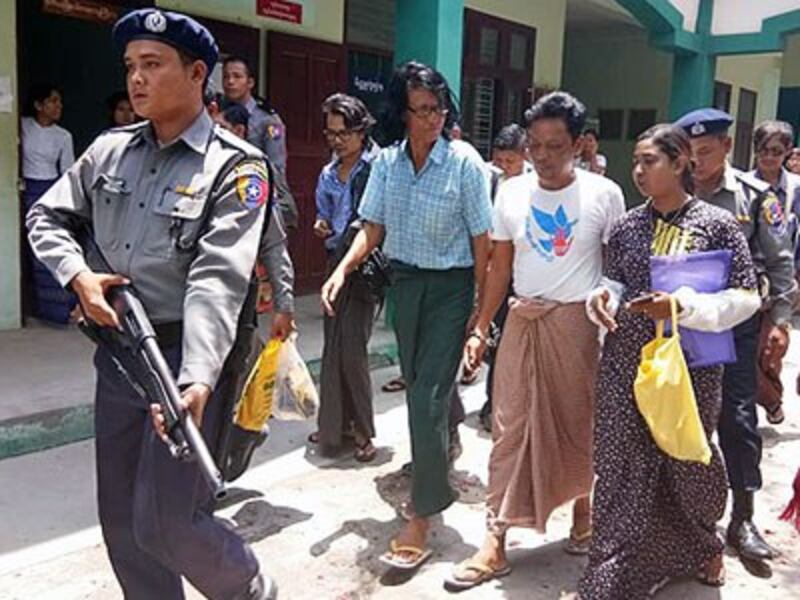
[150,382,212,442]
[71,271,130,329]
[270,312,294,341]
[321,268,346,316]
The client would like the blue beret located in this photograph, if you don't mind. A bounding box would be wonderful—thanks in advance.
[674,108,733,138]
[112,9,219,74]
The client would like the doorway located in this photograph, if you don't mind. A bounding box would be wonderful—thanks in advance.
[267,32,346,293]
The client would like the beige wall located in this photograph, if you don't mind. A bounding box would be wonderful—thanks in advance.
[157,0,346,43]
[563,28,673,203]
[781,33,800,87]
[0,0,19,330]
[466,0,567,89]
[717,53,783,153]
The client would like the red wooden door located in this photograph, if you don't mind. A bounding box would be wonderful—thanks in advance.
[268,32,346,293]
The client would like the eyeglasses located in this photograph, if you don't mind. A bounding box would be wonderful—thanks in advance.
[757,146,788,158]
[407,104,448,120]
[323,128,360,142]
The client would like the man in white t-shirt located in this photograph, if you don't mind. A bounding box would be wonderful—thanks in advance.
[446,92,625,591]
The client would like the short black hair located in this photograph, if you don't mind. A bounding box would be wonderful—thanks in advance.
[524,91,587,141]
[25,83,60,116]
[321,93,375,131]
[222,103,250,129]
[583,128,599,139]
[753,120,794,153]
[223,55,254,78]
[492,124,527,152]
[379,60,460,144]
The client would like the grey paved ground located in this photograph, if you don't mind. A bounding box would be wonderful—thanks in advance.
[1,341,799,599]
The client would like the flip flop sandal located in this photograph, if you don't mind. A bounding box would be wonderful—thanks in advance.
[354,440,377,463]
[696,561,726,587]
[379,539,432,571]
[564,527,593,555]
[444,559,512,590]
[381,377,406,393]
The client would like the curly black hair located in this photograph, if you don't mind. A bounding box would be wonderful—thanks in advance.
[378,61,460,145]
[524,92,586,141]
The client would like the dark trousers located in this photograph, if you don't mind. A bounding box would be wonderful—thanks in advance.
[318,260,376,447]
[719,313,763,492]
[392,263,473,517]
[94,346,259,600]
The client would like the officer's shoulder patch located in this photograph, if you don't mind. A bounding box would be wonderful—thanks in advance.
[266,123,284,141]
[234,160,270,210]
[735,171,771,195]
[762,192,787,234]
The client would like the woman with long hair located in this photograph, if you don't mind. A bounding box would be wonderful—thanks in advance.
[581,124,760,597]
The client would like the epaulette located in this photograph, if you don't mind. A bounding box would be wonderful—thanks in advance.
[735,171,771,196]
[254,96,276,115]
[213,124,264,160]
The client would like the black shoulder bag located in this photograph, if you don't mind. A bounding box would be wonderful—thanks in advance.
[333,162,394,300]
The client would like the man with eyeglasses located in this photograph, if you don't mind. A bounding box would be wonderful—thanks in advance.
[322,62,492,572]
[750,120,800,426]
[676,108,795,564]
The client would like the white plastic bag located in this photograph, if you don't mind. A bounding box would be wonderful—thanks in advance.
[271,334,319,420]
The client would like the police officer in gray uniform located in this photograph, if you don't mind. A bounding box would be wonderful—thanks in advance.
[209,93,296,338]
[676,108,795,562]
[27,10,277,599]
[222,56,298,230]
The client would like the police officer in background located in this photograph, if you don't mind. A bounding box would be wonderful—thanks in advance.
[210,99,296,337]
[676,108,795,563]
[27,10,276,599]
[223,55,299,230]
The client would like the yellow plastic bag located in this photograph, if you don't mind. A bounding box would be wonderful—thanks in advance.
[633,297,712,465]
[233,338,283,433]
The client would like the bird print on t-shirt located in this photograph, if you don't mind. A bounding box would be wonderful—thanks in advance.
[525,204,578,262]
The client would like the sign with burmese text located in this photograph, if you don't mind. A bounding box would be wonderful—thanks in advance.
[42,0,119,24]
[257,0,303,24]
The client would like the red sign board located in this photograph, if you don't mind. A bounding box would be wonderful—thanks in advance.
[257,0,303,25]
[42,0,119,24]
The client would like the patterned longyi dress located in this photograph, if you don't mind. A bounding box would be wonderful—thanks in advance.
[579,200,757,599]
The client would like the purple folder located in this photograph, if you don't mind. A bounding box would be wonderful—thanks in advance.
[650,250,737,368]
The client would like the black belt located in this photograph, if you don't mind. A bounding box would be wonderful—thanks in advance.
[154,321,183,347]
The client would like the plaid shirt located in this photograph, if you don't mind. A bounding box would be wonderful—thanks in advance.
[359,136,491,269]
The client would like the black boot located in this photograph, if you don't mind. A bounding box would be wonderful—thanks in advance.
[727,491,776,561]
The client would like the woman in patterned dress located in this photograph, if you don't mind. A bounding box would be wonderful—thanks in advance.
[580,124,760,598]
